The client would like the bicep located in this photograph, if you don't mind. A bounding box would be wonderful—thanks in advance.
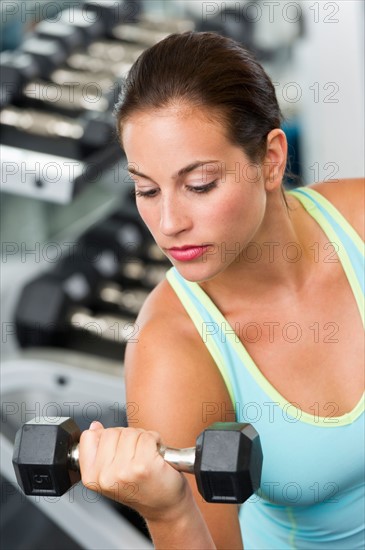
[124,320,244,549]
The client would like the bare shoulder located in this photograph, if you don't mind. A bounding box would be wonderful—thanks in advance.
[308,178,364,239]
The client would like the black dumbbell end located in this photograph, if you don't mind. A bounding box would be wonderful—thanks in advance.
[194,422,263,504]
[12,417,81,496]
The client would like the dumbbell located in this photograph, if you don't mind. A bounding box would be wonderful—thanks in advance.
[63,52,134,79]
[13,417,263,503]
[19,36,69,79]
[0,106,115,154]
[0,50,40,108]
[86,40,144,63]
[14,226,168,355]
[0,35,69,106]
[3,11,140,109]
[61,224,168,291]
[83,0,143,35]
[35,21,142,78]
[111,14,195,47]
[37,1,141,48]
[14,260,149,357]
[21,76,121,114]
[0,1,141,108]
[78,214,167,265]
[34,20,91,55]
[56,7,104,44]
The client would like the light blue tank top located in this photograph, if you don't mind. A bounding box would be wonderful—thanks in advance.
[166,187,365,549]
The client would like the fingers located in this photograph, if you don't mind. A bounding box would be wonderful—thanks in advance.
[114,429,163,478]
[78,424,187,516]
[89,420,104,430]
[79,422,104,480]
[79,424,160,489]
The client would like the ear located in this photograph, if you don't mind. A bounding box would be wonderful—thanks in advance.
[262,129,287,191]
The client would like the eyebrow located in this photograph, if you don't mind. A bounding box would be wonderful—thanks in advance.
[127,160,220,183]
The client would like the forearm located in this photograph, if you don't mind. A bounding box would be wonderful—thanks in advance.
[146,490,216,550]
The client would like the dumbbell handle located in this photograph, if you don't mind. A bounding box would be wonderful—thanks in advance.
[68,442,196,474]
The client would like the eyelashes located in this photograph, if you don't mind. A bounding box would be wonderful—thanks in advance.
[132,180,218,199]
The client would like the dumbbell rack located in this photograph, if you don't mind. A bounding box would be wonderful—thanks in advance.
[0,1,195,204]
[0,352,153,549]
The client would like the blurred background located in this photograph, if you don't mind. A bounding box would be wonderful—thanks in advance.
[0,1,364,548]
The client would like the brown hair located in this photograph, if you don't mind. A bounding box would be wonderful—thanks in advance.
[114,31,288,203]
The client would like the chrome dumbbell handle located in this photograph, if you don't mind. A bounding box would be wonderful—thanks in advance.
[67,442,196,474]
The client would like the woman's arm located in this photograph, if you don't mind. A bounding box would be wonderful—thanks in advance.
[146,495,216,549]
[124,281,244,549]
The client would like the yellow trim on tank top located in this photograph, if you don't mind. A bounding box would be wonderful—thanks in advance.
[173,275,365,427]
[288,187,364,255]
[288,189,364,326]
[166,270,237,407]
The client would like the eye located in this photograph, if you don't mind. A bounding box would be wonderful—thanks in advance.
[132,188,159,198]
[187,180,218,193]
[131,180,218,199]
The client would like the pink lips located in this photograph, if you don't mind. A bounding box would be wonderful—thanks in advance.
[167,245,210,262]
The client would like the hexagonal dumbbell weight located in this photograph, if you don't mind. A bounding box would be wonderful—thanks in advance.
[13,418,263,503]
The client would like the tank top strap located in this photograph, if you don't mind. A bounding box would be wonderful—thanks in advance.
[287,186,364,326]
[165,268,237,405]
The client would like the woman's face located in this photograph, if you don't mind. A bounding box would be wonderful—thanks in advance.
[121,106,268,283]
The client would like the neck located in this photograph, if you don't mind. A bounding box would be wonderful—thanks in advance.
[200,190,321,303]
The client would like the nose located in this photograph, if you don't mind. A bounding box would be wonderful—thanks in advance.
[159,193,191,237]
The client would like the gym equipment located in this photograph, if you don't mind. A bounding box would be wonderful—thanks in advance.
[0,106,115,157]
[0,9,123,108]
[21,77,121,114]
[14,240,167,357]
[87,40,144,63]
[111,14,195,46]
[58,1,142,42]
[78,214,167,264]
[14,261,148,335]
[0,51,39,108]
[13,417,263,504]
[34,20,85,55]
[83,0,141,34]
[13,206,169,354]
[20,36,68,79]
[64,52,134,78]
[14,270,140,359]
[57,7,104,44]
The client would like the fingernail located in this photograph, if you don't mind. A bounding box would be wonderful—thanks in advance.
[89,421,99,430]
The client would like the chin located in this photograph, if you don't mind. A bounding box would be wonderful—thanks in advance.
[172,262,222,284]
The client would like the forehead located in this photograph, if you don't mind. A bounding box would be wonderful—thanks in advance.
[121,105,230,150]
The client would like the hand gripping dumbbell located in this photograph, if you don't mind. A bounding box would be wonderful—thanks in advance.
[13,417,263,504]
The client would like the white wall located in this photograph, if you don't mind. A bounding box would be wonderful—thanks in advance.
[296,0,364,182]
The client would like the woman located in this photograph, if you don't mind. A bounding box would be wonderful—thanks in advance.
[79,32,364,549]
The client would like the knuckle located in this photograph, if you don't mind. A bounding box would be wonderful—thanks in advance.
[81,470,95,488]
[124,427,144,437]
[132,461,149,479]
[98,471,112,490]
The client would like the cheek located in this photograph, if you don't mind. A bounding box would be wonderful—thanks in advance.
[207,189,264,238]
